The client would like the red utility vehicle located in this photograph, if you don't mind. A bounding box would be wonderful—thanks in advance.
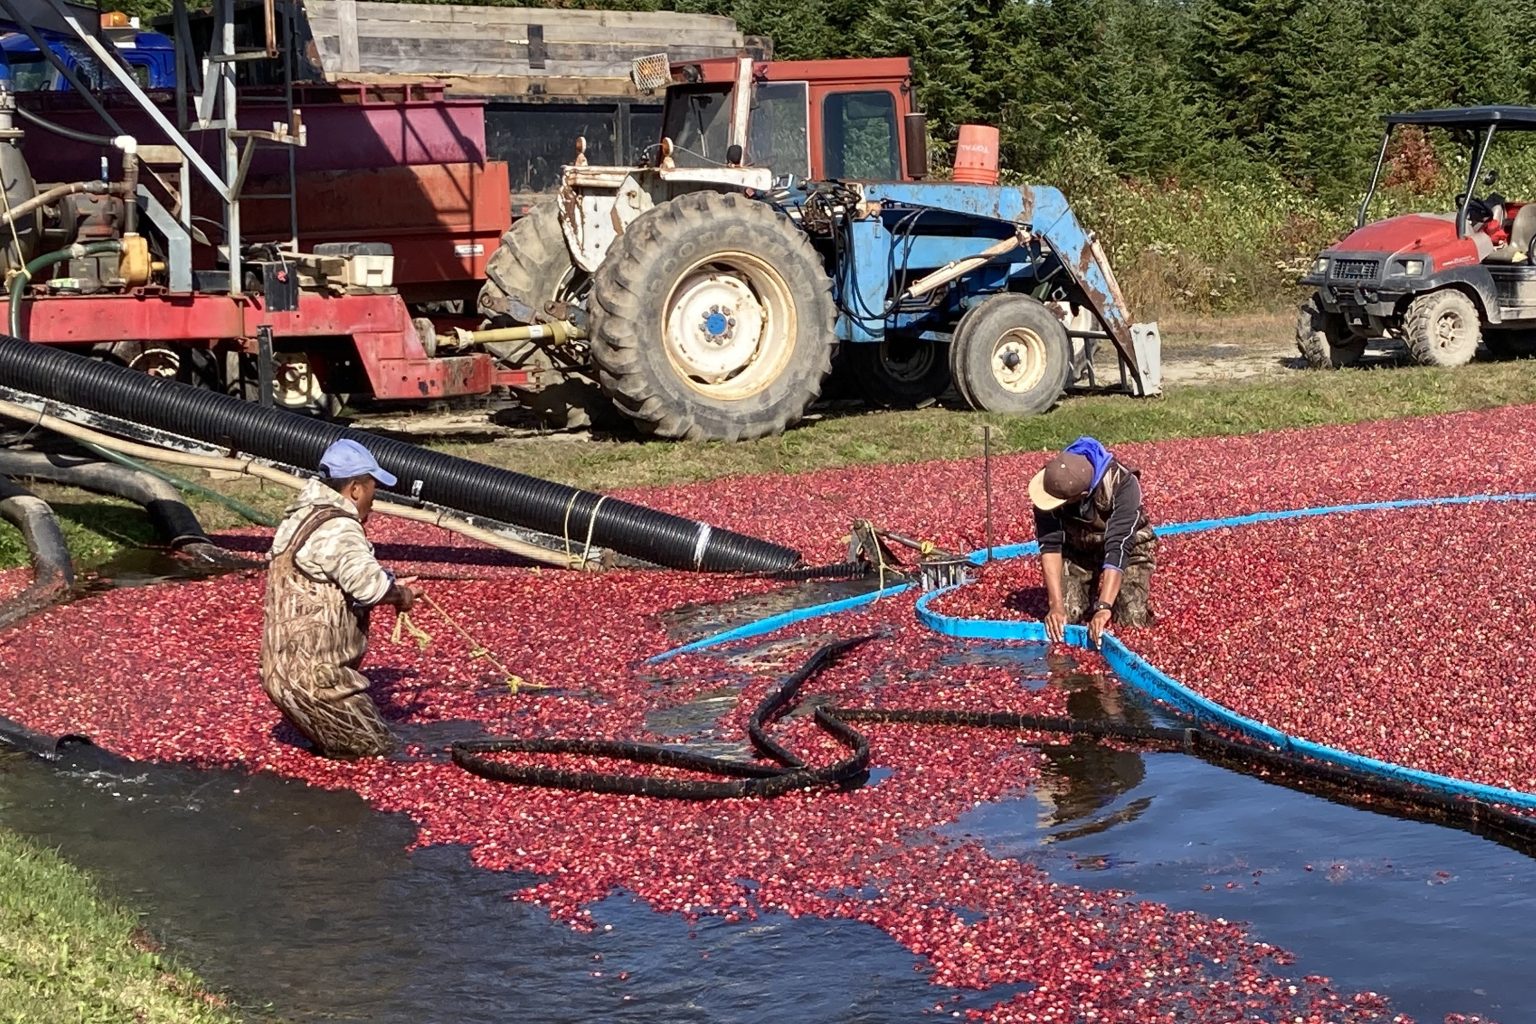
[1298,106,1536,369]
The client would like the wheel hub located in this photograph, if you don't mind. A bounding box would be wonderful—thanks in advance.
[991,328,1047,393]
[666,271,767,383]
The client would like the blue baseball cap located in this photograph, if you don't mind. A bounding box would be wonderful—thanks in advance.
[319,439,397,487]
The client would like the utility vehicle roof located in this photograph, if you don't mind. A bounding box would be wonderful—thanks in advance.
[1385,106,1536,130]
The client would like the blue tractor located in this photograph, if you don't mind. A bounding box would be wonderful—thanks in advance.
[472,54,1163,439]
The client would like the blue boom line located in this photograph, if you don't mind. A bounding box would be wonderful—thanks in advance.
[649,491,1536,810]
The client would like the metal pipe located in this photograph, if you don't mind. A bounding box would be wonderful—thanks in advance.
[903,234,1023,300]
[0,397,603,571]
[0,180,110,230]
[1356,128,1393,230]
[446,321,586,349]
[1459,125,1498,240]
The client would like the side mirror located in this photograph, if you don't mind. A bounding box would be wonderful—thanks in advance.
[1484,168,1500,188]
[726,143,744,167]
[903,113,928,180]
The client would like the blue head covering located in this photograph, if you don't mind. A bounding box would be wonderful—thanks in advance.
[1062,436,1113,488]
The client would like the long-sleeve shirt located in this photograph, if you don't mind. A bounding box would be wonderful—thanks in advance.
[1033,470,1144,573]
[267,479,392,607]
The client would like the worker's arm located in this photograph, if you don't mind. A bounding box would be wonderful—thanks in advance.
[1088,473,1143,645]
[300,520,414,609]
[1034,508,1068,642]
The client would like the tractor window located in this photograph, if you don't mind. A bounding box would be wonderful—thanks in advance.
[661,84,733,167]
[748,81,809,180]
[7,55,54,92]
[822,90,899,181]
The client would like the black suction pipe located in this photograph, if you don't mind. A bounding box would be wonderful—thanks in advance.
[0,474,73,629]
[0,449,215,549]
[0,336,802,573]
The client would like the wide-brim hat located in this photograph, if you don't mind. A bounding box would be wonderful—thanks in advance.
[1029,452,1093,511]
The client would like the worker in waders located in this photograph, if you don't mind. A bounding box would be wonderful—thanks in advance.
[1029,436,1156,648]
[260,439,419,758]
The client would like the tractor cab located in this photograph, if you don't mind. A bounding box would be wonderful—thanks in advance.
[1298,106,1536,370]
[653,55,926,184]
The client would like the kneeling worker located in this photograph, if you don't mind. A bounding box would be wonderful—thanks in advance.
[1028,436,1157,647]
[260,439,419,758]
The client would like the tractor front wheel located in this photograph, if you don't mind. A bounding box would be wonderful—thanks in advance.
[1404,289,1481,367]
[949,294,1071,416]
[1295,292,1366,369]
[587,191,836,441]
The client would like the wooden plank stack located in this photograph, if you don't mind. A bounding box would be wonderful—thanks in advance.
[296,0,771,97]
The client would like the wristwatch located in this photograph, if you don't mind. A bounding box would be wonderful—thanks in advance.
[1091,600,1114,615]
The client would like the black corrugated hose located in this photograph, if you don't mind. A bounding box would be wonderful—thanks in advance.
[0,335,801,573]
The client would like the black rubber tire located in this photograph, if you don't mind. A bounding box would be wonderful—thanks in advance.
[476,201,583,326]
[948,294,1070,415]
[587,191,837,441]
[844,338,951,407]
[1295,291,1366,369]
[475,202,610,431]
[1404,288,1481,367]
[948,329,977,409]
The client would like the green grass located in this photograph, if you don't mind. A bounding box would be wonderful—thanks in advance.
[0,829,247,1024]
[2,357,1535,571]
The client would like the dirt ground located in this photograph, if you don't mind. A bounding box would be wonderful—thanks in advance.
[1155,311,1299,385]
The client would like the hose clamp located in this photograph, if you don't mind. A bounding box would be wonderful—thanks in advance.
[692,524,712,570]
[409,479,423,501]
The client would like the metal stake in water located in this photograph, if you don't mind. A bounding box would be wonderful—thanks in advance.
[983,425,994,563]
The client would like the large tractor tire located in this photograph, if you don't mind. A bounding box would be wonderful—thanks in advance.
[948,293,1071,416]
[1404,288,1481,368]
[843,338,952,407]
[476,202,615,431]
[587,191,837,441]
[1295,291,1366,369]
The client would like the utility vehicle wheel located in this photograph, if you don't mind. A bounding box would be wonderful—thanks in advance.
[1295,292,1365,369]
[845,338,951,407]
[476,202,608,430]
[949,294,1071,415]
[587,191,836,441]
[1405,289,1481,368]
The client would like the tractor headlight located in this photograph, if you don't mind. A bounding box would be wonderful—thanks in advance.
[1309,257,1329,278]
[1395,258,1426,277]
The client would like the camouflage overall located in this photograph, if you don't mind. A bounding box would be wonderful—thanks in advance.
[259,507,395,758]
[1055,462,1157,627]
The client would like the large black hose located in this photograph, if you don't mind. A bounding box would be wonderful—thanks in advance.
[0,336,802,572]
[0,474,73,628]
[0,449,209,547]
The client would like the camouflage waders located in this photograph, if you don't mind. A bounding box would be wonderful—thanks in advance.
[259,507,395,758]
[1057,535,1157,627]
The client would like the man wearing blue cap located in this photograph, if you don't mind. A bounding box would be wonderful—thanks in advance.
[1028,436,1157,648]
[259,439,419,758]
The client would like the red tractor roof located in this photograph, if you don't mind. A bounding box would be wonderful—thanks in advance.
[671,55,912,86]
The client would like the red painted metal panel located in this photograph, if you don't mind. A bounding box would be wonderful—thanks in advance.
[0,291,499,400]
[17,90,489,182]
[239,162,511,288]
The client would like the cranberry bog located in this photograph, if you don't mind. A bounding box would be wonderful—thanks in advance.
[3,407,1536,1022]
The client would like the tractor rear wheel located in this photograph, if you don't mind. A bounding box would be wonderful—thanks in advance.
[587,191,836,441]
[949,294,1070,416]
[1295,292,1366,369]
[1404,289,1481,367]
[844,338,951,407]
[476,202,614,431]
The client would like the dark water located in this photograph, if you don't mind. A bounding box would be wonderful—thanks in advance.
[3,577,1535,1021]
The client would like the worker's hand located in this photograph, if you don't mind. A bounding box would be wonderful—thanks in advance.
[1088,608,1113,649]
[1045,607,1068,643]
[388,582,418,612]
